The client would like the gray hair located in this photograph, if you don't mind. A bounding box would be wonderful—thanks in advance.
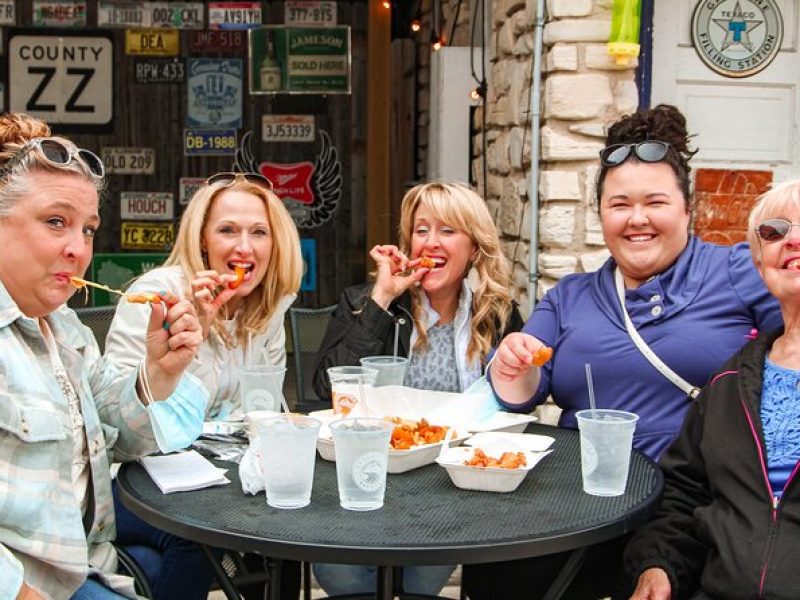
[746,178,800,265]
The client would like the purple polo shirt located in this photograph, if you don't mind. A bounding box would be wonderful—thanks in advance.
[498,237,782,460]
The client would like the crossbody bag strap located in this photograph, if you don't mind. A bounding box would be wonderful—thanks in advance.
[614,268,701,399]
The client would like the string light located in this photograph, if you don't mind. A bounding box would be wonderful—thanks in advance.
[410,18,421,32]
[430,28,443,50]
[469,81,487,101]
[381,0,391,9]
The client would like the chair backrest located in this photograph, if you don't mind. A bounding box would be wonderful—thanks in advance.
[74,306,117,353]
[289,305,337,412]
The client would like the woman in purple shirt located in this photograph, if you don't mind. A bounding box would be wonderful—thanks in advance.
[463,105,783,599]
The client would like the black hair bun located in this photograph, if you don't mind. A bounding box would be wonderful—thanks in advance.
[606,104,697,163]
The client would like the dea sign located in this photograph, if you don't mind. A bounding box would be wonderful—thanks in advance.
[691,0,783,78]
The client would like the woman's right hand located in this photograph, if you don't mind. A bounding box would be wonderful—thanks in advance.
[491,332,547,382]
[629,568,672,600]
[191,269,239,339]
[488,332,548,406]
[369,245,428,310]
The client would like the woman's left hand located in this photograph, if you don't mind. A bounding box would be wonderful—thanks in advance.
[142,296,203,401]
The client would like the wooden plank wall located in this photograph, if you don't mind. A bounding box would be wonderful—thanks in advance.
[2,0,369,308]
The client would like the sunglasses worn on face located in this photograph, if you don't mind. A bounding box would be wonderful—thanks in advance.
[0,137,105,180]
[599,141,671,167]
[756,218,800,242]
[205,172,273,189]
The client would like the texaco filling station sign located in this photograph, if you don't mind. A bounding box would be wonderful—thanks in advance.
[692,0,783,78]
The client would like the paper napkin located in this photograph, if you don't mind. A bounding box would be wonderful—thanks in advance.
[140,450,230,494]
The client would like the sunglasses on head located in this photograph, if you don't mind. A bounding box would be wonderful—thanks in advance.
[205,172,273,189]
[756,218,800,242]
[1,137,104,181]
[599,140,671,167]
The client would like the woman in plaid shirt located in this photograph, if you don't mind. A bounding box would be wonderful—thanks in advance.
[0,112,207,600]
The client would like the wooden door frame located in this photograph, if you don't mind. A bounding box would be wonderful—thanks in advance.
[367,0,392,273]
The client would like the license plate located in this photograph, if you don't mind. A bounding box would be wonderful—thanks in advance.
[262,115,315,143]
[134,57,185,83]
[183,129,237,155]
[284,1,336,26]
[120,192,174,221]
[101,147,155,174]
[121,222,174,251]
[148,2,203,29]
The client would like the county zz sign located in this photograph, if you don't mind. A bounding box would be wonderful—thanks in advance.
[7,31,113,131]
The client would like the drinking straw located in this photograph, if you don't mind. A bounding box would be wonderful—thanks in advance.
[277,384,296,425]
[584,363,597,418]
[393,325,400,359]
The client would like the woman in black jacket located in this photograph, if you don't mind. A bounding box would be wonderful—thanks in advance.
[311,181,523,597]
[625,178,800,600]
[312,181,523,401]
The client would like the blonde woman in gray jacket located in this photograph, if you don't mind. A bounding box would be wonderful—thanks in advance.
[104,172,304,600]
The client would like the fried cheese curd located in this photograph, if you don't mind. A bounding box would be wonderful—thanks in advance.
[229,265,247,289]
[386,417,449,450]
[465,448,527,469]
[531,346,553,367]
[126,292,163,304]
[417,256,437,269]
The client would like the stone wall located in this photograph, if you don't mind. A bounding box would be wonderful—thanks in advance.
[486,0,639,315]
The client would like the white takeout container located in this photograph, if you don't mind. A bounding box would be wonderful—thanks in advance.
[316,434,466,473]
[307,385,539,473]
[435,444,552,493]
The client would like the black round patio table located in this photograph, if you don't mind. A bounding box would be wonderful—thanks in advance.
[117,423,662,600]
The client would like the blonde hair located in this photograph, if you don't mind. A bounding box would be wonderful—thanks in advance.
[166,177,303,347]
[746,179,800,266]
[398,182,513,364]
[0,112,103,217]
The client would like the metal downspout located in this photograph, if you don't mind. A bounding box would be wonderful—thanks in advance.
[527,0,546,311]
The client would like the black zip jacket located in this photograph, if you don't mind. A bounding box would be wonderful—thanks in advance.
[624,329,800,600]
[311,283,524,401]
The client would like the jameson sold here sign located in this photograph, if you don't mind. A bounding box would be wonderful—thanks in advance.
[248,26,350,94]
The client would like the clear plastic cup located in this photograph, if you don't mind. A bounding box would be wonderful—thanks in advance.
[330,417,393,511]
[359,356,408,386]
[238,365,286,415]
[576,409,639,496]
[326,366,379,415]
[256,415,321,509]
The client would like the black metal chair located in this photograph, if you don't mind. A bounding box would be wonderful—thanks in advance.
[74,305,117,353]
[288,304,337,413]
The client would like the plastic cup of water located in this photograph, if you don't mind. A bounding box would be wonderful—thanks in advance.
[576,409,639,496]
[359,356,408,386]
[329,417,394,511]
[238,365,286,416]
[326,366,379,415]
[256,415,321,509]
